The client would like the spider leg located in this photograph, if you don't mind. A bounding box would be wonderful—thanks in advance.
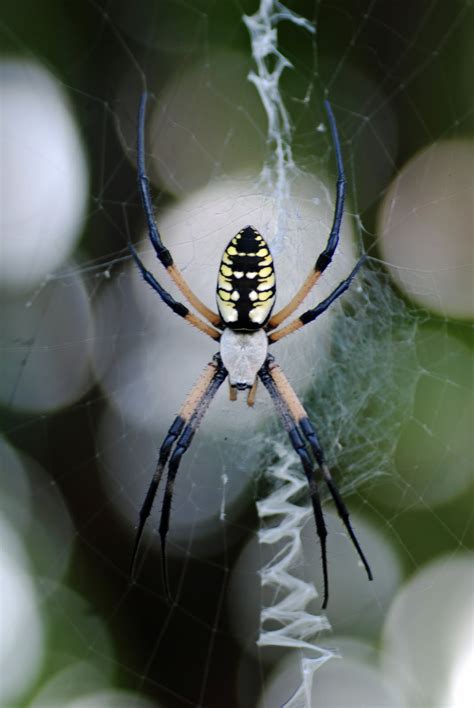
[268,255,365,343]
[129,241,221,340]
[267,360,373,590]
[130,359,222,579]
[298,416,373,582]
[137,93,222,328]
[130,417,183,579]
[158,359,228,601]
[259,360,330,608]
[267,100,346,330]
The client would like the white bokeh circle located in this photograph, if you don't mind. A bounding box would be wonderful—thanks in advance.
[382,553,474,707]
[0,518,44,705]
[0,59,88,294]
[378,139,474,319]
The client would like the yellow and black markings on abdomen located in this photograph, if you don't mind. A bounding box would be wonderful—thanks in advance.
[216,225,276,330]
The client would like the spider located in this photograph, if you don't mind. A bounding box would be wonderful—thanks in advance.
[129,93,373,608]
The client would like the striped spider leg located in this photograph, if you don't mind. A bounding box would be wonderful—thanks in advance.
[259,357,373,608]
[130,355,227,599]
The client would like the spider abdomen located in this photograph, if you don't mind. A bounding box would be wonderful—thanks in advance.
[216,225,276,330]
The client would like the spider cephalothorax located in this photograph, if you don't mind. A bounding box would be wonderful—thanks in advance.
[129,93,372,608]
[219,327,268,390]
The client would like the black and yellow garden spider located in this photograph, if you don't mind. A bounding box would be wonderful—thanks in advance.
[129,93,372,608]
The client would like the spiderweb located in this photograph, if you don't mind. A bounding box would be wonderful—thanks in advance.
[0,1,472,707]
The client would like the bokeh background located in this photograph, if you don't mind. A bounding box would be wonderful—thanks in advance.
[1,1,473,707]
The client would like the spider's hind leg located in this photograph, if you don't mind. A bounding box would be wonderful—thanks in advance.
[130,358,226,584]
[269,362,373,584]
[158,360,227,601]
[259,361,330,607]
[298,415,373,582]
[260,357,372,608]
[129,416,184,579]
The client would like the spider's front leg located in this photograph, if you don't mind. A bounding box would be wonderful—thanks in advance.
[136,92,222,329]
[269,362,373,581]
[266,100,347,331]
